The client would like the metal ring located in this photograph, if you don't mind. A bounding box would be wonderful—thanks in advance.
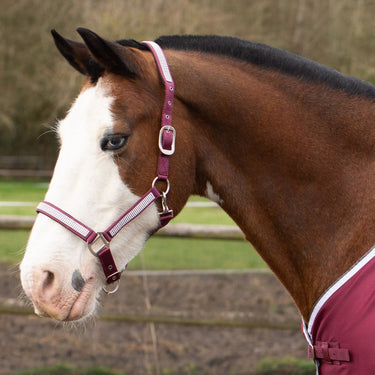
[152,177,170,195]
[87,232,110,257]
[102,279,120,295]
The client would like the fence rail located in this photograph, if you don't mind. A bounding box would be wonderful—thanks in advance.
[0,156,52,178]
[0,169,52,178]
[0,215,244,240]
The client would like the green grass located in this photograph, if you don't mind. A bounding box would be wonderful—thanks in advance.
[0,204,38,216]
[15,358,316,375]
[17,363,121,375]
[130,237,265,270]
[0,180,234,224]
[0,180,266,269]
[173,203,235,225]
[254,357,316,375]
[0,180,48,201]
[1,229,265,269]
[0,180,48,215]
[1,230,28,264]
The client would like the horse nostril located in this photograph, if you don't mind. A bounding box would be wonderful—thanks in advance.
[42,270,55,289]
[71,269,86,292]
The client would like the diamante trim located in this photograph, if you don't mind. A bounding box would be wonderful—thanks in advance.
[37,202,91,239]
[108,192,156,237]
[142,41,173,83]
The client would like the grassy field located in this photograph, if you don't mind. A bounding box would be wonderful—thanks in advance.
[15,358,316,375]
[0,180,235,223]
[16,363,120,375]
[0,180,265,269]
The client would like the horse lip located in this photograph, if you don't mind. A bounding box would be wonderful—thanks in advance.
[64,277,95,321]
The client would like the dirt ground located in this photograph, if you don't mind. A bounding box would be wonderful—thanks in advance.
[0,264,309,375]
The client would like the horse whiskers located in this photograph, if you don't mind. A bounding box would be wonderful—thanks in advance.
[8,261,22,275]
[18,289,34,310]
[37,121,59,141]
[6,263,31,308]
[49,120,60,134]
[62,312,97,333]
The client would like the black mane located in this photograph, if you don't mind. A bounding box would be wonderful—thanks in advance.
[118,35,375,100]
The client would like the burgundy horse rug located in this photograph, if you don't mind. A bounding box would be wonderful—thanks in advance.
[303,246,375,374]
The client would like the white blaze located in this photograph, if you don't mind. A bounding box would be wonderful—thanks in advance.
[20,79,159,319]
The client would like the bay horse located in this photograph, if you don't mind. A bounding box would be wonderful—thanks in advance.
[20,28,375,374]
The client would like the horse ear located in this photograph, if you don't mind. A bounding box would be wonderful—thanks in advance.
[51,29,104,77]
[76,28,139,78]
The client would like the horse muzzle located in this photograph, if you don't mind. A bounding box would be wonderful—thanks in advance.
[21,266,96,321]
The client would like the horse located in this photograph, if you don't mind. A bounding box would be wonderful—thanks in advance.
[20,28,375,374]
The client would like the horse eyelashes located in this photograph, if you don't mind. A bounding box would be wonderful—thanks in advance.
[100,134,128,151]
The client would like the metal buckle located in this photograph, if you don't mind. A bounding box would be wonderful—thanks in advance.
[158,125,176,156]
[87,232,110,256]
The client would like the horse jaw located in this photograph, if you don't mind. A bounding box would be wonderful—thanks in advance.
[20,79,159,322]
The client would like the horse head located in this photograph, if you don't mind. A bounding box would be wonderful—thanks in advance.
[20,28,194,322]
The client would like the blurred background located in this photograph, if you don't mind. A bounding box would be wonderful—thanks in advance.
[1,0,375,166]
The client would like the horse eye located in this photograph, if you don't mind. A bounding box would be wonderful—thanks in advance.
[100,134,128,151]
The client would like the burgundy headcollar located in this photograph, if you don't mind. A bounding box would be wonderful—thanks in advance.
[36,41,176,292]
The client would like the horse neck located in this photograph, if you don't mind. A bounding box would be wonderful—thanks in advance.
[171,51,375,319]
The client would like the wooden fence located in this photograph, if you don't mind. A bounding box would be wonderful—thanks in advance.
[0,157,52,178]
